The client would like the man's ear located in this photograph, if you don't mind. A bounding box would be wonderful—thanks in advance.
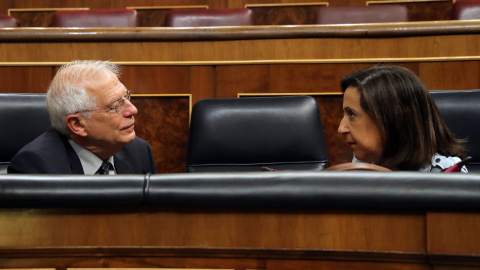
[66,114,87,137]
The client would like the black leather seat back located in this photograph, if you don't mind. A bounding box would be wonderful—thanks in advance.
[186,96,328,172]
[0,94,50,173]
[431,90,480,172]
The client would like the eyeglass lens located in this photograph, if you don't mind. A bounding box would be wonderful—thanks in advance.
[114,90,131,114]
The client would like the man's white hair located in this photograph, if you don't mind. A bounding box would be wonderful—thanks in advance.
[46,60,120,135]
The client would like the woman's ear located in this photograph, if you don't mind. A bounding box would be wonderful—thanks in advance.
[65,114,87,137]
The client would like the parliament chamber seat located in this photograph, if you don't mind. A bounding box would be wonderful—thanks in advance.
[164,8,254,27]
[185,96,328,172]
[451,0,480,20]
[0,15,18,27]
[315,5,409,24]
[431,90,480,172]
[50,9,139,27]
[0,94,50,174]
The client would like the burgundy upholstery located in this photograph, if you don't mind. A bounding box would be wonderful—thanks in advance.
[0,15,18,27]
[315,5,408,24]
[451,0,480,20]
[50,9,139,27]
[164,8,254,27]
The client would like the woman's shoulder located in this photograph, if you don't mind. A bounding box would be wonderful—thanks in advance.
[419,153,468,173]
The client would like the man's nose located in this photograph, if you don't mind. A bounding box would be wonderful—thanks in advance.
[123,99,138,116]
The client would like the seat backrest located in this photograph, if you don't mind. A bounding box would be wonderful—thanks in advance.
[186,96,328,172]
[0,15,18,27]
[50,9,139,27]
[0,94,50,174]
[315,5,408,24]
[430,90,480,172]
[451,0,480,20]
[164,8,254,27]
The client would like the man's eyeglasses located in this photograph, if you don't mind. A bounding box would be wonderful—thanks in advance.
[76,90,131,115]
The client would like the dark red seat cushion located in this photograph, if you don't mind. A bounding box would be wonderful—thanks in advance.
[165,8,254,27]
[451,0,480,20]
[315,5,408,24]
[50,9,139,27]
[0,15,18,27]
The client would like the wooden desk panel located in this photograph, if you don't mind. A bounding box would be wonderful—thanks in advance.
[0,208,427,269]
[3,208,480,269]
[0,208,425,252]
[427,212,480,255]
[0,254,430,270]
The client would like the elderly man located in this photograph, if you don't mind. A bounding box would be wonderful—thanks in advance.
[8,60,157,174]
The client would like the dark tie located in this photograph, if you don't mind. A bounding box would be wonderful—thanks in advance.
[98,160,112,175]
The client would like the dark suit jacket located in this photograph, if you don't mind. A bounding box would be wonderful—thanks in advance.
[7,127,157,174]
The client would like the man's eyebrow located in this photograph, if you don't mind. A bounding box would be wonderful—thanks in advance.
[107,95,123,106]
[107,88,128,105]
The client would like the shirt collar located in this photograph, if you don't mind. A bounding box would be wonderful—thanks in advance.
[68,139,115,175]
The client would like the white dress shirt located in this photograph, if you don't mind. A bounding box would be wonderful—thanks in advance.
[68,139,116,175]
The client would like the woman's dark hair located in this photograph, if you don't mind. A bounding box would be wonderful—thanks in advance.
[341,65,466,170]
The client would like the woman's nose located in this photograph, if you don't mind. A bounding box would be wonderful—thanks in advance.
[338,117,349,134]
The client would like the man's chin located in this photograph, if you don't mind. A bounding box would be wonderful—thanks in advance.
[121,131,136,143]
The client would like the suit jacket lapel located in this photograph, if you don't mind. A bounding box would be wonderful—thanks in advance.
[114,149,134,174]
[59,131,84,174]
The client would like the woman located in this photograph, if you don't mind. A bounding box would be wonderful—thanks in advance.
[338,65,468,172]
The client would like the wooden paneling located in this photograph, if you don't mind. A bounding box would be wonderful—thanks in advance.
[68,268,234,270]
[419,61,480,90]
[247,3,328,25]
[215,64,367,97]
[314,95,352,165]
[121,65,214,103]
[0,0,460,25]
[3,31,480,62]
[131,95,190,173]
[265,260,430,270]
[0,0,215,14]
[0,250,429,269]
[0,66,53,93]
[0,208,425,251]
[368,0,454,21]
[8,8,89,27]
[433,267,480,270]
[130,6,208,27]
[3,207,480,268]
[427,212,480,255]
[0,207,466,269]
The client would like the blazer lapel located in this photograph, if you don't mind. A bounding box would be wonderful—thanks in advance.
[61,135,84,174]
[114,149,134,174]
